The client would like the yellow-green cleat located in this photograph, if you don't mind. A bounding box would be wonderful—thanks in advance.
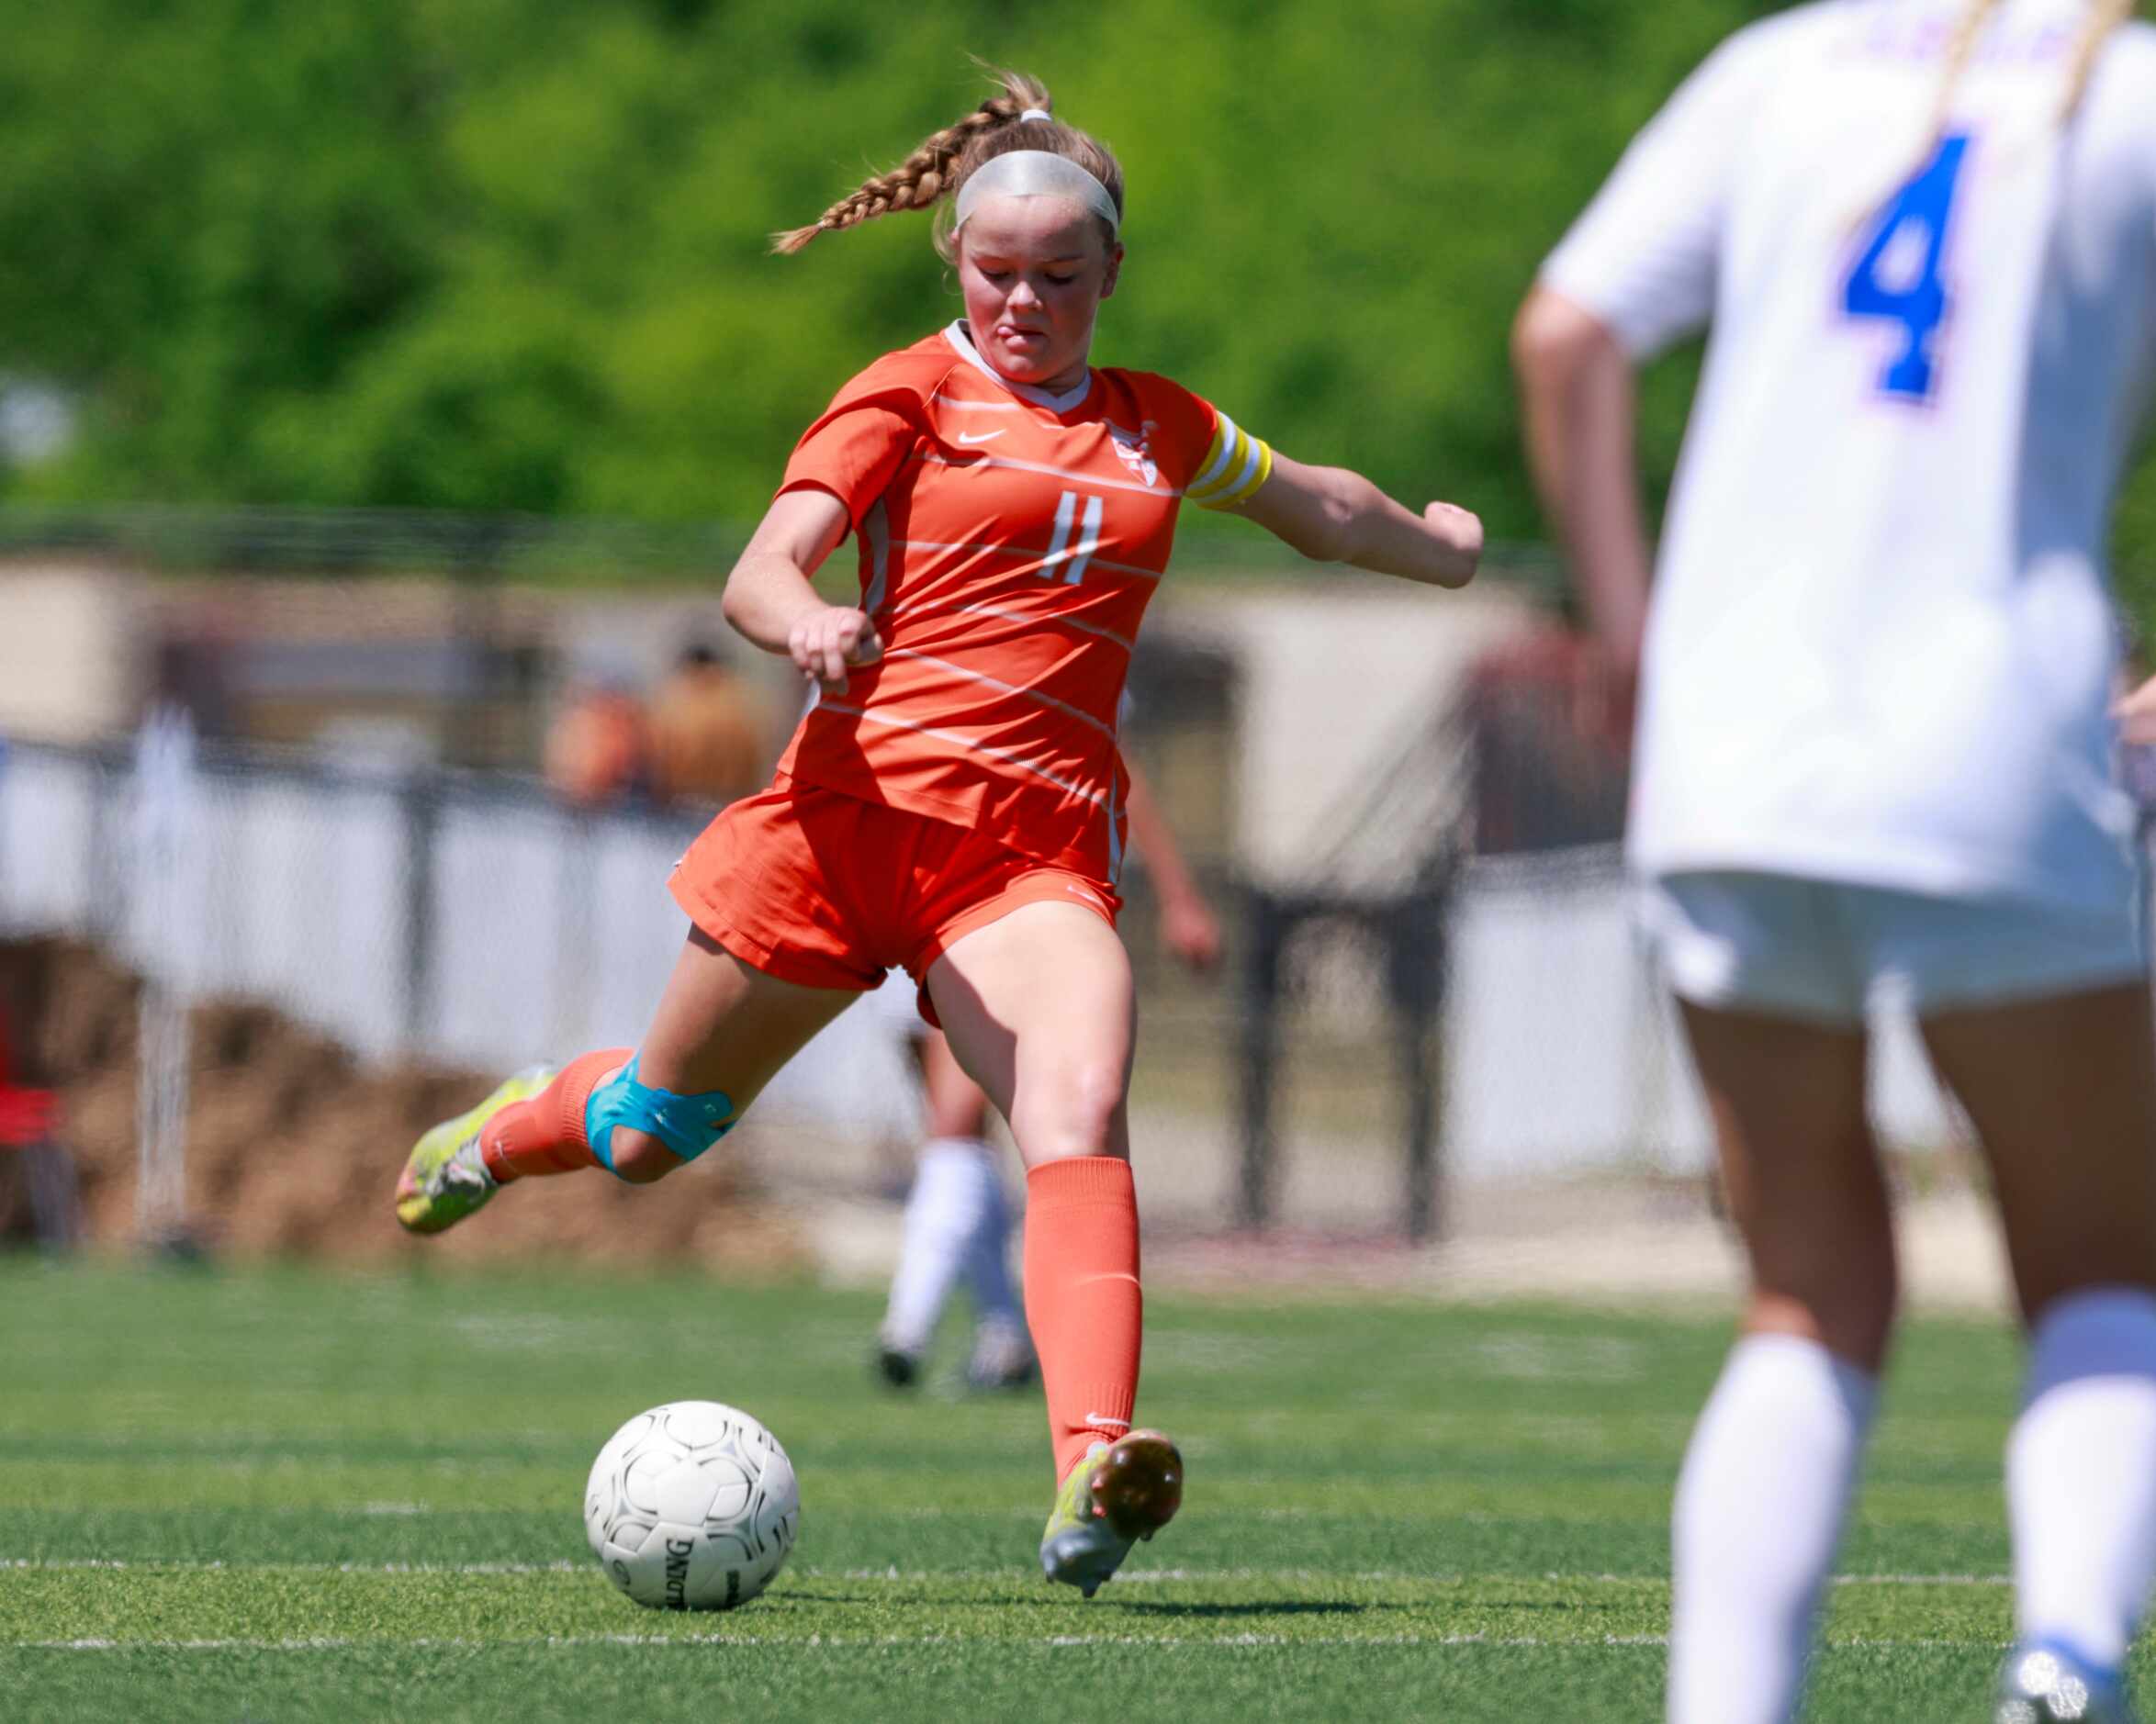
[1039,1429,1184,1598]
[394,1068,555,1235]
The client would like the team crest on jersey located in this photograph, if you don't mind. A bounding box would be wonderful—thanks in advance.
[1107,420,1162,488]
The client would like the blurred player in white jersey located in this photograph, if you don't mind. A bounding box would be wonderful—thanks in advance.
[1514,3,2156,1719]
[875,759,1221,1391]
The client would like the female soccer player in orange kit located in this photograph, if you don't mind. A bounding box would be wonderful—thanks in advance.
[396,69,1481,1597]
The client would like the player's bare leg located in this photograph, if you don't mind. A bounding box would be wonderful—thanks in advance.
[1667,1004,1890,1724]
[1923,986,2156,1724]
[396,930,854,1230]
[1683,1004,1897,1371]
[929,901,1182,1595]
[601,930,859,1180]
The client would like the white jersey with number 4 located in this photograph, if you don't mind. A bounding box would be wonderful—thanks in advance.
[1544,0,2156,912]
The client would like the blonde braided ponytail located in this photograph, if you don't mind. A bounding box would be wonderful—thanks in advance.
[1859,0,2134,222]
[1928,0,2005,143]
[2058,0,2135,122]
[772,69,1061,255]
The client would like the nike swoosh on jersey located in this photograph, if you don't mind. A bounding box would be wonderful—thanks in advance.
[956,430,1005,445]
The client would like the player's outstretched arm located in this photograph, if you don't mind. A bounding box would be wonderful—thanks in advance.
[1512,285,1653,678]
[1224,454,1481,589]
[720,489,884,692]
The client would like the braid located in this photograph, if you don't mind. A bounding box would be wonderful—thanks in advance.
[1856,0,2134,228]
[1928,0,2004,141]
[771,69,1050,255]
[2059,0,2135,122]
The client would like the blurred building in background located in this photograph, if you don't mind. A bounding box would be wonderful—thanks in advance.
[0,0,2143,1271]
[0,512,1974,1265]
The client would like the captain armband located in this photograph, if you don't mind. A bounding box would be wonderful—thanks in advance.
[1184,412,1275,510]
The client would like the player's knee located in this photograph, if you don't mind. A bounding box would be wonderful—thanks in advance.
[1026,1059,1126,1159]
[605,1130,685,1185]
[584,1054,736,1183]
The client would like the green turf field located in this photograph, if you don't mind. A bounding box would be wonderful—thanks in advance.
[0,1256,2124,1721]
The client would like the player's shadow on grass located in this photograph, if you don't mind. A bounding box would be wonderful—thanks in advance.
[1108,1601,1368,1618]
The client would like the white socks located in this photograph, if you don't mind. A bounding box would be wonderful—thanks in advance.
[958,1149,1023,1336]
[1665,1293,2156,1718]
[2008,1287,2156,1675]
[1668,1334,1879,1724]
[882,1139,1015,1356]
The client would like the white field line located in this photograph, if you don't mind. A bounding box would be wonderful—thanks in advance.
[3,1559,584,1574]
[1,1560,2014,1587]
[27,1635,1568,1651]
[16,1632,2021,1653]
[1562,1571,2012,1589]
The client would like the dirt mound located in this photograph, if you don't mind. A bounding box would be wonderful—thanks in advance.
[0,937,806,1270]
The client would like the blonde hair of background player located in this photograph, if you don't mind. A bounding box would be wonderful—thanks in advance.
[1929,0,2134,137]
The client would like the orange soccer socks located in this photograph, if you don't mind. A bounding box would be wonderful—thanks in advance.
[1023,1156,1144,1483]
[478,1049,632,1182]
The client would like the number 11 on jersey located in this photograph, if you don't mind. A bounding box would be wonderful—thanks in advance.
[1841,132,1973,402]
[1044,491,1104,586]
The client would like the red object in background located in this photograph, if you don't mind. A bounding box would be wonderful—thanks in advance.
[0,1008,56,1148]
[1463,624,1634,856]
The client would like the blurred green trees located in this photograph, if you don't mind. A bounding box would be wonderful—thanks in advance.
[0,0,2150,588]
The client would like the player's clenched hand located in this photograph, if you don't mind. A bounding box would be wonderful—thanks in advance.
[789,606,883,692]
[1159,894,1223,973]
[1423,501,1484,585]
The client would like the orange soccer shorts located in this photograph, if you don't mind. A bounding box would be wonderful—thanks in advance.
[668,776,1121,1022]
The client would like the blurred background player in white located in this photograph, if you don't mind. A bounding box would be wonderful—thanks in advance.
[1513,4,2156,1721]
[875,758,1221,1391]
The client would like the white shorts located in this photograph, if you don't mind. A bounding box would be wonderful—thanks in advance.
[1643,870,2146,1025]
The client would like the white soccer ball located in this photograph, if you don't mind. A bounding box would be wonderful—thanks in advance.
[583,1400,801,1610]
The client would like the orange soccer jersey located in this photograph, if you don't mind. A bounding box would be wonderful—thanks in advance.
[772,322,1271,880]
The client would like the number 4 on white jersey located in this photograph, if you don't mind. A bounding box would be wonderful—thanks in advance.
[1841,132,1974,403]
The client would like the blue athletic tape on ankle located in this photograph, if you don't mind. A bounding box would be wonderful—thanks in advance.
[584,1056,735,1173]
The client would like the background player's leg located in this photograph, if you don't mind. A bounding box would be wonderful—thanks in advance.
[879,1025,1028,1386]
[1667,1003,1889,1724]
[1922,986,2156,1698]
[927,901,1137,1482]
[914,1028,1034,1389]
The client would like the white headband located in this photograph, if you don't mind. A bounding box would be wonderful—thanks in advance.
[953,149,1120,240]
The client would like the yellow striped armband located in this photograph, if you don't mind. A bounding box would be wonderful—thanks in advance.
[1185,412,1275,510]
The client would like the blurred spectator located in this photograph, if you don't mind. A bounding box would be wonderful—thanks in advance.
[0,945,79,1251]
[544,661,653,808]
[647,642,771,808]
